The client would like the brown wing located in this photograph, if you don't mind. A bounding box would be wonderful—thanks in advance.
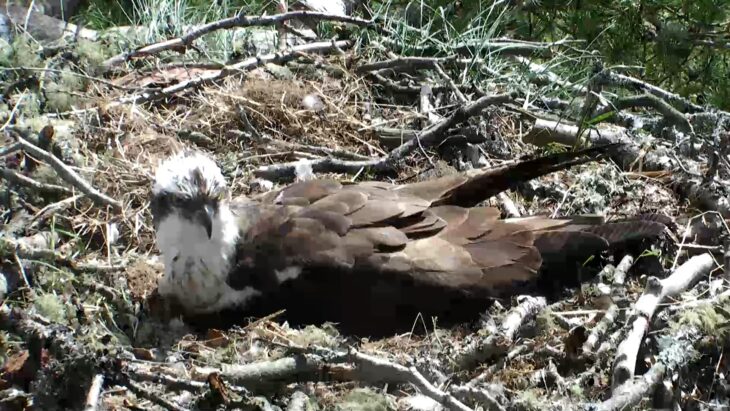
[223,144,669,335]
[229,178,543,297]
[232,177,669,296]
[226,179,556,336]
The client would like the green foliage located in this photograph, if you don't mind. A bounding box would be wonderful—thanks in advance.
[75,0,133,30]
[77,0,275,31]
[69,0,730,108]
[515,0,730,107]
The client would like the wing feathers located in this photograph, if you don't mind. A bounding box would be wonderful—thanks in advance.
[294,209,351,236]
[580,220,667,245]
[275,179,342,203]
[308,190,368,214]
[350,227,409,250]
[347,200,407,226]
[233,149,668,316]
[397,210,448,238]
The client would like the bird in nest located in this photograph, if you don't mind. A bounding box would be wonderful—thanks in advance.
[147,144,672,336]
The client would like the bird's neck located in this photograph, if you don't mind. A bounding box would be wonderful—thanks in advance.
[155,203,242,311]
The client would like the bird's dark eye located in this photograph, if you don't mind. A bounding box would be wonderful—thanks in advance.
[154,193,168,206]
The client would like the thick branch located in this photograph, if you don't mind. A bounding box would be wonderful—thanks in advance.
[593,70,707,114]
[218,355,325,391]
[611,253,714,388]
[594,93,691,131]
[83,374,104,411]
[596,326,703,410]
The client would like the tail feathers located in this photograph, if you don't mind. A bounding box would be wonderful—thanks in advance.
[615,213,677,232]
[433,143,624,207]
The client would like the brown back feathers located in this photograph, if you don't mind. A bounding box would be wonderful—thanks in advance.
[218,144,669,336]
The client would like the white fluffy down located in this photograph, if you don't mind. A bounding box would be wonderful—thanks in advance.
[152,150,226,196]
[153,151,260,313]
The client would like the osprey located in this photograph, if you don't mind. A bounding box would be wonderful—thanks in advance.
[149,146,668,336]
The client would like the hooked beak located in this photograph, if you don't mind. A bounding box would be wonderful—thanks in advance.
[196,204,215,239]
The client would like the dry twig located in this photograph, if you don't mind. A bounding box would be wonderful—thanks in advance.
[123,378,189,411]
[255,92,516,179]
[582,255,634,356]
[0,167,73,195]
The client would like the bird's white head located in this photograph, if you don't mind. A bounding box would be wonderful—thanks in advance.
[150,150,230,239]
[150,150,252,313]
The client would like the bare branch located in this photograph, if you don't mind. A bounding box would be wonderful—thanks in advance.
[8,131,122,212]
[611,253,714,388]
[594,70,709,114]
[595,93,692,131]
[455,296,547,370]
[83,374,104,411]
[346,349,474,411]
[103,11,371,69]
[0,167,73,195]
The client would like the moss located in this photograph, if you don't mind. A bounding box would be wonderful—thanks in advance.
[290,323,340,348]
[0,39,13,66]
[15,94,43,118]
[568,383,585,399]
[334,388,396,411]
[44,69,90,112]
[535,309,559,336]
[75,39,112,68]
[672,297,730,340]
[29,165,63,187]
[44,84,75,112]
[7,35,42,68]
[33,293,68,325]
[511,389,545,411]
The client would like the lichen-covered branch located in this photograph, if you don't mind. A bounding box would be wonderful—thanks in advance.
[9,132,122,212]
[455,296,547,370]
[611,253,714,388]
